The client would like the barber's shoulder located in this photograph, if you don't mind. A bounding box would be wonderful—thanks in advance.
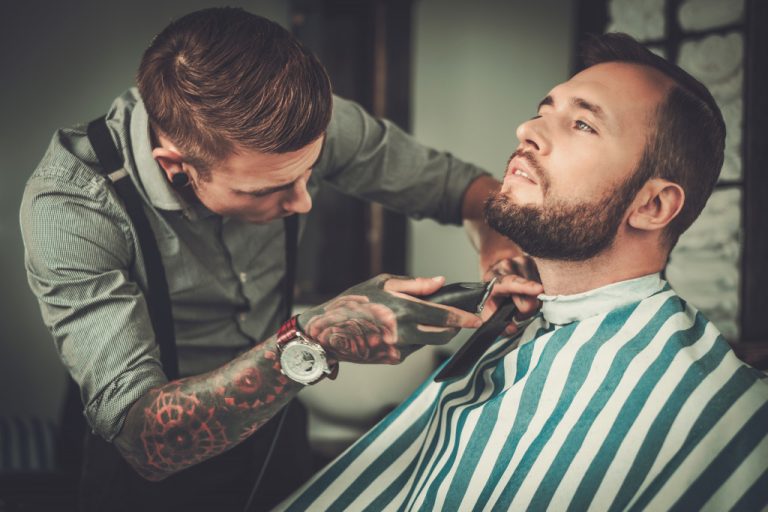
[28,88,138,189]
[21,145,135,274]
[320,94,383,173]
[329,94,370,129]
[27,126,112,199]
[29,90,136,191]
[21,126,134,245]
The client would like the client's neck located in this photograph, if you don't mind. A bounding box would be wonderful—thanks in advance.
[533,238,666,296]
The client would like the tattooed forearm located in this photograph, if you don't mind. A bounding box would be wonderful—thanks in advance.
[114,336,302,481]
[115,275,475,481]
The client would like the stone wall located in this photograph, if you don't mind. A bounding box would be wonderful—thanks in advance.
[608,0,745,340]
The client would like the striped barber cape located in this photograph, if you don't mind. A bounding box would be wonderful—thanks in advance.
[278,274,768,511]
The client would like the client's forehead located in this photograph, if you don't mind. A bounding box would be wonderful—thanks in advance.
[552,61,671,135]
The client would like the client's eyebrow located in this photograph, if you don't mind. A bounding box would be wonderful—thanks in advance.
[537,95,554,111]
[537,95,607,122]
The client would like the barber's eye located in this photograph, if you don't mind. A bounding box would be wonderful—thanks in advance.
[575,120,596,133]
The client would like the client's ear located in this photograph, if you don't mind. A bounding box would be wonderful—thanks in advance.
[627,178,685,232]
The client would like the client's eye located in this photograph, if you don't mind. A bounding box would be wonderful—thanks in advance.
[575,120,596,134]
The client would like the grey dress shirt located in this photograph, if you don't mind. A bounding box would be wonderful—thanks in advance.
[19,89,488,441]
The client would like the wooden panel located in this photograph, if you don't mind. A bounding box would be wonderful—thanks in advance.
[290,0,411,303]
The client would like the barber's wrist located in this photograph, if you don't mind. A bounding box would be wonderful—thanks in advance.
[276,315,338,385]
[461,174,498,221]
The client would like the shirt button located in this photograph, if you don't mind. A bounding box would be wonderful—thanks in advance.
[239,272,248,283]
[239,313,247,322]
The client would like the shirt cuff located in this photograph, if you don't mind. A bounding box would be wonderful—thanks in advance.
[85,364,168,442]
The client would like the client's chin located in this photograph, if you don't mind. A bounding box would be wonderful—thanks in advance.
[483,192,623,262]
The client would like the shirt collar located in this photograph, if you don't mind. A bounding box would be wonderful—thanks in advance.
[129,98,216,220]
[539,273,665,325]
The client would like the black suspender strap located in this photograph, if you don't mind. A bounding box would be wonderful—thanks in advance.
[87,116,179,380]
[86,115,300,379]
[85,115,303,510]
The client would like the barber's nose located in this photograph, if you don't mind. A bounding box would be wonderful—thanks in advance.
[282,180,312,214]
[516,117,550,155]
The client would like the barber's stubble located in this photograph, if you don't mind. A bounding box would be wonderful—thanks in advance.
[485,151,642,262]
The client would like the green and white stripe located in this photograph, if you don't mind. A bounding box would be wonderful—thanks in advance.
[279,278,768,511]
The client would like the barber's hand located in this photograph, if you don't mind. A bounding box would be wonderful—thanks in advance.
[482,255,543,335]
[298,274,482,365]
[483,254,540,283]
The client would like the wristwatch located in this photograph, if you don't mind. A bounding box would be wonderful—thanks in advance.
[276,315,336,385]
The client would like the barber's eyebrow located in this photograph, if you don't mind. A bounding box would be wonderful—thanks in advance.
[238,151,323,196]
[538,95,607,122]
[243,181,295,197]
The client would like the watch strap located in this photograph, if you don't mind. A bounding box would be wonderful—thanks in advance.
[276,315,303,347]
[277,315,321,347]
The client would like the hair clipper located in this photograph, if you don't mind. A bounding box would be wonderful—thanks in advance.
[421,278,497,314]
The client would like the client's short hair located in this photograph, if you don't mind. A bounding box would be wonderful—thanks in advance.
[581,33,726,246]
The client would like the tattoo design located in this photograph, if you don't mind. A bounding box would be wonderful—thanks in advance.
[117,340,300,481]
[117,274,463,481]
[304,295,399,363]
[140,387,229,473]
[299,275,461,365]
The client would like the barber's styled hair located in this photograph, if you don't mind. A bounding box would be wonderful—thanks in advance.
[137,7,332,178]
[581,33,726,247]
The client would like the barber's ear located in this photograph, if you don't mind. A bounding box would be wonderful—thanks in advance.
[628,178,685,232]
[152,146,186,184]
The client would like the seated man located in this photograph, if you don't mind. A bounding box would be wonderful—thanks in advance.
[278,33,768,511]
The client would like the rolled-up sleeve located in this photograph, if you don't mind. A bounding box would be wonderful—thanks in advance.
[316,96,489,225]
[20,164,167,442]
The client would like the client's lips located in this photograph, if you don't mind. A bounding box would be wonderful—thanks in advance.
[506,156,538,185]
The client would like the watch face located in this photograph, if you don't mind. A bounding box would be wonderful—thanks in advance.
[281,341,327,384]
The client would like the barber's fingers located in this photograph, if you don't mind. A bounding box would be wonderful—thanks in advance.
[490,274,543,296]
[409,326,461,346]
[390,291,482,329]
[499,274,543,335]
[383,275,446,296]
[382,275,481,330]
[513,255,541,282]
[481,274,543,321]
[484,255,541,283]
[493,275,543,313]
[503,318,526,337]
[511,294,541,317]
[483,258,515,282]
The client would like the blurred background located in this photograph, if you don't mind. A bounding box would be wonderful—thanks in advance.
[0,0,764,506]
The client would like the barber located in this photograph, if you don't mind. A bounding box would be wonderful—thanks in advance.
[20,8,537,511]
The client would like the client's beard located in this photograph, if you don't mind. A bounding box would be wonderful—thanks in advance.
[484,184,636,262]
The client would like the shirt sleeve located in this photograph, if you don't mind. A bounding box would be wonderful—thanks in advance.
[20,162,168,442]
[315,95,490,225]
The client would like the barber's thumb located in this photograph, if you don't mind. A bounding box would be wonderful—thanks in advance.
[385,275,446,296]
[513,295,541,317]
